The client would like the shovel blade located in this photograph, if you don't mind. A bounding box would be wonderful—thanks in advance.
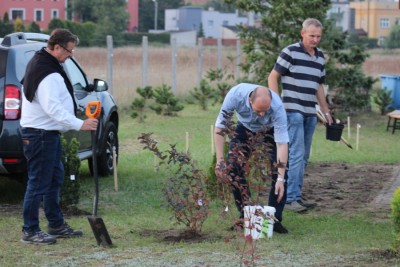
[87,215,112,247]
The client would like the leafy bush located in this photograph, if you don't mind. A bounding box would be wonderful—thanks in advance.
[0,12,13,37]
[374,88,393,115]
[385,25,400,49]
[347,33,378,49]
[60,137,81,210]
[207,148,231,202]
[47,19,97,47]
[216,111,281,266]
[391,187,400,252]
[138,133,209,235]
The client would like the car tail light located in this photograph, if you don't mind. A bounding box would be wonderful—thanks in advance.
[3,158,20,163]
[4,85,21,120]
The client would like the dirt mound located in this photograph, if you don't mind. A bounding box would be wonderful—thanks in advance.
[303,162,396,217]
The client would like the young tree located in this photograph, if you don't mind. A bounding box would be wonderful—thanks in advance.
[385,24,400,49]
[224,0,375,112]
[13,17,25,32]
[28,21,41,33]
[70,0,97,22]
[0,12,13,36]
[224,0,331,85]
[93,0,130,43]
[48,18,66,31]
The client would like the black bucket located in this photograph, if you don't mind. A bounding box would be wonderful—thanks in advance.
[326,123,344,141]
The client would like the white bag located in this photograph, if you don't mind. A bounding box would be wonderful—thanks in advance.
[244,205,276,239]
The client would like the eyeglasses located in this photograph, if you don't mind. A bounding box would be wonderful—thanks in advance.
[59,44,74,54]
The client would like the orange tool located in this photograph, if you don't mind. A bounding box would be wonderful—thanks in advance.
[85,101,101,119]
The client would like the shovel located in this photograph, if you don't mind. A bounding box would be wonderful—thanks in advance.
[85,101,113,247]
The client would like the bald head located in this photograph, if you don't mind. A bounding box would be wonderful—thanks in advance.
[249,87,271,116]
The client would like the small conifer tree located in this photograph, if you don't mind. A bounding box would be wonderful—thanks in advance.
[60,137,81,210]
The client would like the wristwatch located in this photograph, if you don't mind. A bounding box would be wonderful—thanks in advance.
[277,177,285,183]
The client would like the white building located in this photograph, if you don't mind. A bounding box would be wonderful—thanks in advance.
[165,6,252,39]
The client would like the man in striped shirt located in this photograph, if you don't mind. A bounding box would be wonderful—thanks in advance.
[268,18,332,212]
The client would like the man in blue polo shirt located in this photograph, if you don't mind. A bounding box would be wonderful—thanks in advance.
[214,83,290,234]
[268,18,333,212]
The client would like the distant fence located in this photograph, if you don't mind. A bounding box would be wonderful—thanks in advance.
[99,36,244,107]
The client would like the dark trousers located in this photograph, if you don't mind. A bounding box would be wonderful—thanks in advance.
[226,124,287,222]
[21,128,65,232]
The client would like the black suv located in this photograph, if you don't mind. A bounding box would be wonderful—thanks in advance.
[0,32,119,181]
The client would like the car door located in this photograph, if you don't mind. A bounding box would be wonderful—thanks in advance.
[62,58,98,152]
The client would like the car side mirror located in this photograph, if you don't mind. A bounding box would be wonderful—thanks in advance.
[93,79,108,92]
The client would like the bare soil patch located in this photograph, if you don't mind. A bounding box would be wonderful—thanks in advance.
[303,162,396,217]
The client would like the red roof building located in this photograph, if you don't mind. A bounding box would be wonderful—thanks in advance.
[0,0,139,32]
[0,0,68,30]
[127,0,139,32]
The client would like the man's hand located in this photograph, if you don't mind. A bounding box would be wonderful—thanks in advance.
[80,118,98,131]
[274,180,284,203]
[325,113,334,125]
[215,160,230,184]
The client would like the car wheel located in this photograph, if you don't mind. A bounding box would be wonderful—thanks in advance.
[89,121,118,177]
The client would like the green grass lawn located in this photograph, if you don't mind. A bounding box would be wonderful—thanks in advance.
[0,104,399,266]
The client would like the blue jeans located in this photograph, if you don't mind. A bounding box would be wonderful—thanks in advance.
[21,128,65,232]
[286,112,317,203]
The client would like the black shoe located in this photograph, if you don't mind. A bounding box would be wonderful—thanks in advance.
[48,223,83,238]
[273,222,288,234]
[21,230,57,244]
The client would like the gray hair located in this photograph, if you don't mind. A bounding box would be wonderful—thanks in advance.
[302,18,323,31]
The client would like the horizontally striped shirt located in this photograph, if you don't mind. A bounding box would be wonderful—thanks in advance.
[273,41,325,116]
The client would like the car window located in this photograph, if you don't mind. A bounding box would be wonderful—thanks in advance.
[0,50,6,78]
[14,50,36,82]
[63,58,88,92]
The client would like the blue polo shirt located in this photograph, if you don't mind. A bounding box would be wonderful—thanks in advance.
[215,83,289,144]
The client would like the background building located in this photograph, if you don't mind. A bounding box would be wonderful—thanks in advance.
[0,0,68,30]
[165,6,251,39]
[0,0,139,32]
[350,0,400,45]
[328,0,354,32]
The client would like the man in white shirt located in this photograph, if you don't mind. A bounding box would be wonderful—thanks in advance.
[20,29,98,245]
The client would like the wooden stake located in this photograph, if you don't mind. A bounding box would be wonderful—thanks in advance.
[153,154,159,173]
[347,116,351,139]
[356,124,361,151]
[211,124,214,155]
[113,146,118,192]
[185,131,189,154]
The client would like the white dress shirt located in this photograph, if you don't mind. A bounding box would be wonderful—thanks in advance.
[20,72,83,132]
